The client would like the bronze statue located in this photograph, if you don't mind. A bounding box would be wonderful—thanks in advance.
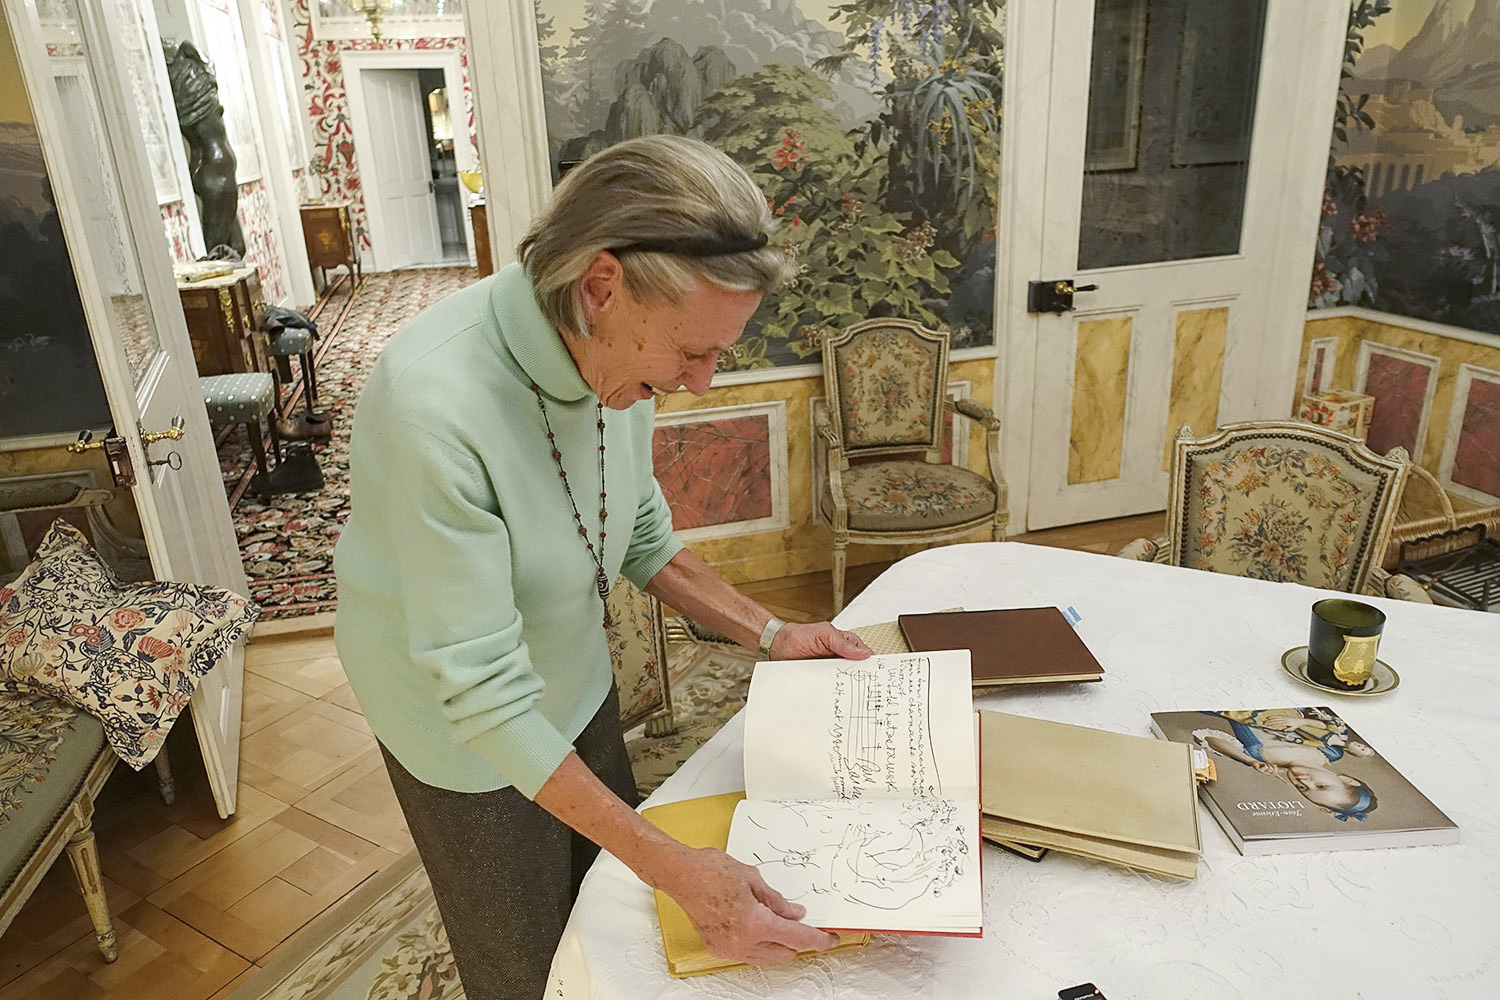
[164,42,245,256]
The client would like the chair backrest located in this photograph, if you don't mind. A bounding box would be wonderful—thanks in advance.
[604,576,672,731]
[1166,420,1409,594]
[822,319,950,459]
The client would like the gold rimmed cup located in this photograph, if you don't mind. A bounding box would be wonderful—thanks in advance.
[1308,598,1386,691]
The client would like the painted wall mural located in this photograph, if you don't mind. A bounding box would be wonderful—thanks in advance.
[289,0,477,256]
[1314,0,1500,336]
[536,0,1005,369]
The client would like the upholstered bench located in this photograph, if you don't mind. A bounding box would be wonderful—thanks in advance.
[0,688,118,961]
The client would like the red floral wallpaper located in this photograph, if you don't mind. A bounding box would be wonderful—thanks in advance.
[159,200,195,264]
[289,0,477,255]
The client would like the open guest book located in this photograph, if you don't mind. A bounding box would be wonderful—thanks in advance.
[898,608,1104,686]
[725,649,983,937]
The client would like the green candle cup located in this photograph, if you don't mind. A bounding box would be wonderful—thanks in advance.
[1308,598,1385,690]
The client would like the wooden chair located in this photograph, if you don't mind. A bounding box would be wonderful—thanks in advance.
[1117,420,1429,601]
[0,689,118,962]
[604,578,726,798]
[816,319,1009,612]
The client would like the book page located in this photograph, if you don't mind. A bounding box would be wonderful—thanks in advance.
[742,650,976,802]
[726,796,981,931]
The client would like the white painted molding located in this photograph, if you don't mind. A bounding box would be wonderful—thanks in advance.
[463,0,551,271]
[340,48,473,273]
[653,401,790,541]
[1309,306,1500,351]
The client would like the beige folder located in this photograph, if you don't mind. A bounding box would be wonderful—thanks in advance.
[980,711,1202,878]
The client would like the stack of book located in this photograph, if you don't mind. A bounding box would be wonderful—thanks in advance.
[979,711,1204,879]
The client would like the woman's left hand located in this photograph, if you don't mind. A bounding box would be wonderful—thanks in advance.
[768,622,871,661]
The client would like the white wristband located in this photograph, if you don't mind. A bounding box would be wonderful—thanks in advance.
[758,616,786,660]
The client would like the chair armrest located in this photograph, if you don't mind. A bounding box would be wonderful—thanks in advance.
[1366,566,1435,604]
[946,397,1001,431]
[813,412,841,452]
[1117,536,1166,562]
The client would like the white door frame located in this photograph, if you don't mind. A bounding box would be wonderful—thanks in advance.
[995,0,1346,531]
[233,0,314,305]
[6,0,250,816]
[342,48,475,272]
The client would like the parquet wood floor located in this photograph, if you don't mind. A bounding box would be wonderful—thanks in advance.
[0,514,1159,999]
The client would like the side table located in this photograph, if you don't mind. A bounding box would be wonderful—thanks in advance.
[299,201,360,288]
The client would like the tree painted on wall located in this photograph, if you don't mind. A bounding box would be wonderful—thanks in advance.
[537,0,1005,368]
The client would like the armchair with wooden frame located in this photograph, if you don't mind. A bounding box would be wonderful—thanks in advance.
[1117,420,1431,602]
[815,319,1009,613]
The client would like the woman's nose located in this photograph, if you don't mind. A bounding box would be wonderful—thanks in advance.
[680,354,718,394]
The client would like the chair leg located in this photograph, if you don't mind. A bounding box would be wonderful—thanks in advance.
[247,420,272,491]
[65,818,117,962]
[300,350,320,410]
[153,752,176,805]
[832,539,848,615]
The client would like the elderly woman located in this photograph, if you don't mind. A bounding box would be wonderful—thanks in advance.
[333,134,870,999]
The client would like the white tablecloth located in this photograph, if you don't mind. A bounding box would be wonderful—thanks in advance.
[550,543,1500,999]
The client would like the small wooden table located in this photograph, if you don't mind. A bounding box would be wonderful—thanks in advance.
[471,202,493,277]
[175,264,265,377]
[299,201,360,287]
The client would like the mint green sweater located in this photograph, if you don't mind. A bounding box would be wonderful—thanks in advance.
[333,264,683,797]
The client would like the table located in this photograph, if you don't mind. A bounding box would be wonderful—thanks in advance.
[551,543,1500,999]
[299,201,359,288]
[176,264,265,377]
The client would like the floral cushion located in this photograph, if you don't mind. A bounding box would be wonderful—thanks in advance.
[605,577,667,731]
[833,327,942,448]
[1181,443,1387,591]
[824,460,998,532]
[0,520,259,769]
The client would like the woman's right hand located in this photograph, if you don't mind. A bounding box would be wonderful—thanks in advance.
[651,844,841,965]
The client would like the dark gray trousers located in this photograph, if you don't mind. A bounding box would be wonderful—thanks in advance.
[379,686,638,1000]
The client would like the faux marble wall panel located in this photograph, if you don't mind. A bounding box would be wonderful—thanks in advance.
[1360,348,1433,460]
[1163,307,1227,469]
[1069,317,1132,485]
[1451,375,1500,498]
[653,413,773,531]
[1299,314,1500,504]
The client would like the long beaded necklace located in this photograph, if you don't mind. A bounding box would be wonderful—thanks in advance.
[529,382,612,628]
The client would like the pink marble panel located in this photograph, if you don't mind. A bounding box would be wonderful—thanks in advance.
[653,414,773,531]
[1451,377,1500,498]
[1362,351,1430,458]
[1309,346,1328,393]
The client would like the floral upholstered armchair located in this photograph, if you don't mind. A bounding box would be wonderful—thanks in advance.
[604,577,723,796]
[816,319,1009,612]
[1117,421,1430,602]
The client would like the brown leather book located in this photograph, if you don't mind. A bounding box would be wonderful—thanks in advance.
[898,607,1104,686]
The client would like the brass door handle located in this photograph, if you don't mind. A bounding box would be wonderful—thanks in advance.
[140,416,186,446]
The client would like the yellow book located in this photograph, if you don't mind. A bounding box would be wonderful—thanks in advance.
[640,792,870,978]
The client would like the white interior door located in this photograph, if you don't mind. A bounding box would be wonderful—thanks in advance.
[7,0,248,817]
[1004,0,1346,530]
[361,68,441,270]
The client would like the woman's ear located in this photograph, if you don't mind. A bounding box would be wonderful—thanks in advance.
[578,250,625,320]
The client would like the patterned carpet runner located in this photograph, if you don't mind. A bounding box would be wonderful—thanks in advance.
[222,267,479,618]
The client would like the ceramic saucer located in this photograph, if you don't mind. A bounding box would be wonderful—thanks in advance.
[1281,645,1399,697]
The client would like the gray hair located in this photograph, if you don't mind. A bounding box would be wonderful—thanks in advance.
[518,135,793,336]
